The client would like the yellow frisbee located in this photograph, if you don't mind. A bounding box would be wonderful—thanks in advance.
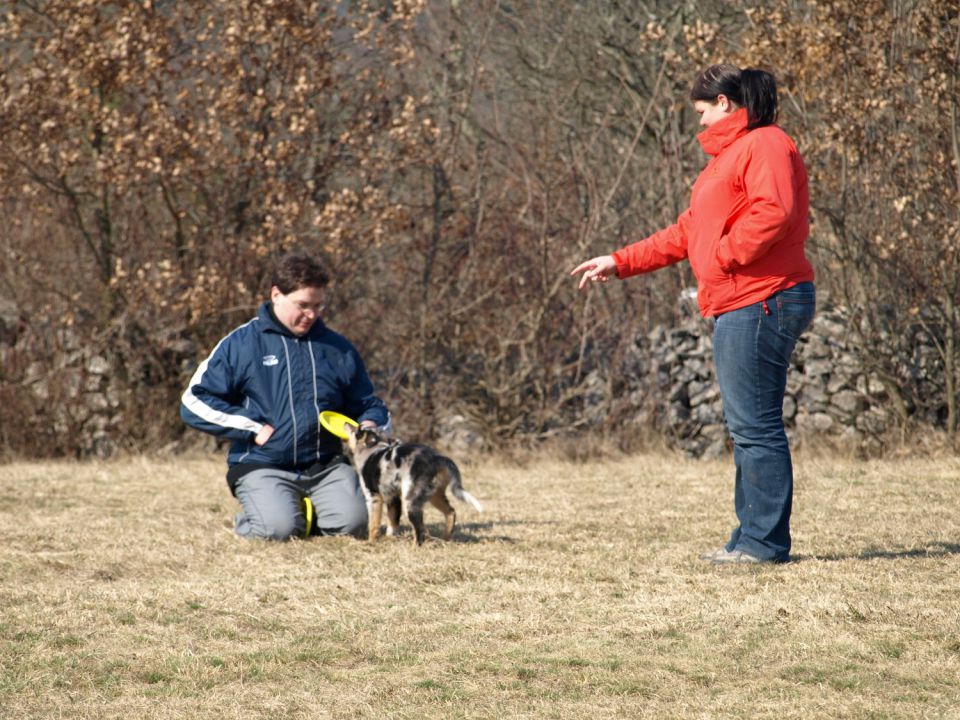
[319,410,359,439]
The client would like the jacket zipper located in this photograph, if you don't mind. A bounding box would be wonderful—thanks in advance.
[281,337,297,465]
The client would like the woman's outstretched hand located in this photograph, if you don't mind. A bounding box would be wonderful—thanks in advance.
[570,255,617,290]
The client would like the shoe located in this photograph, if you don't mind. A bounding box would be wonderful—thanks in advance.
[700,548,762,565]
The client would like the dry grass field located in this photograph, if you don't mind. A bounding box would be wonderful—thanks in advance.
[1,449,959,719]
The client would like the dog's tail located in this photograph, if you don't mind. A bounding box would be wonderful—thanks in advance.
[440,457,483,512]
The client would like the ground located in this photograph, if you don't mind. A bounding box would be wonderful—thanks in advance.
[1,451,958,719]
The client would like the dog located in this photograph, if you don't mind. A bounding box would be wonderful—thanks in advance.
[344,424,483,545]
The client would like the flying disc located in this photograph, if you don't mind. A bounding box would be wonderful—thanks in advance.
[319,410,359,439]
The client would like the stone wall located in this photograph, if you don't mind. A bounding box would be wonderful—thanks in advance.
[640,292,897,458]
[0,303,199,457]
[0,290,931,458]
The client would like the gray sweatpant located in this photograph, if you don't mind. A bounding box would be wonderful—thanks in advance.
[232,460,368,541]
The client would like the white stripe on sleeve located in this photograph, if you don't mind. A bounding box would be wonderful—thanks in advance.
[181,321,264,435]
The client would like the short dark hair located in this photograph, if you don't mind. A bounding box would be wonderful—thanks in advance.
[271,253,330,293]
[690,64,778,130]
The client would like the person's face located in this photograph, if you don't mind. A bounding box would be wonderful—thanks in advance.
[270,285,325,335]
[694,94,735,128]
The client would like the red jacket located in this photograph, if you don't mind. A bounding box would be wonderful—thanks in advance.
[612,108,814,317]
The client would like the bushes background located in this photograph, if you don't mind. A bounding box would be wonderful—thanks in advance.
[1,1,957,457]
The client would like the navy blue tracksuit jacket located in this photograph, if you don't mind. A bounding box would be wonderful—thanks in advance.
[180,302,389,471]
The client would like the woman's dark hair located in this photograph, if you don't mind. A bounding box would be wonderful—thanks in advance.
[271,252,330,293]
[690,64,778,130]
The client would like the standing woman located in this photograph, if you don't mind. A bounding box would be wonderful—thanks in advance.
[571,64,815,564]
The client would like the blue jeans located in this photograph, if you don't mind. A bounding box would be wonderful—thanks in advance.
[712,282,815,562]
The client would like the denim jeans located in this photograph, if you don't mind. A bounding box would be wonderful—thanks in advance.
[712,282,815,562]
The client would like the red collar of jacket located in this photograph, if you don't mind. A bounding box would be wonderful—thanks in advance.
[697,108,749,157]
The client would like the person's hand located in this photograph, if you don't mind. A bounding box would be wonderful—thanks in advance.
[254,423,275,446]
[570,255,617,290]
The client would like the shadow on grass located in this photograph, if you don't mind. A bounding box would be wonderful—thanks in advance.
[422,519,559,544]
[794,543,960,562]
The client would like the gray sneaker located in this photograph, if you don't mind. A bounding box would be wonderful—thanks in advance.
[700,548,762,564]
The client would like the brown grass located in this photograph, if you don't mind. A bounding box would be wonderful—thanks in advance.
[1,450,959,719]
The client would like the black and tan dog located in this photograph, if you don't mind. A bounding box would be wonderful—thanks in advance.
[344,425,483,545]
